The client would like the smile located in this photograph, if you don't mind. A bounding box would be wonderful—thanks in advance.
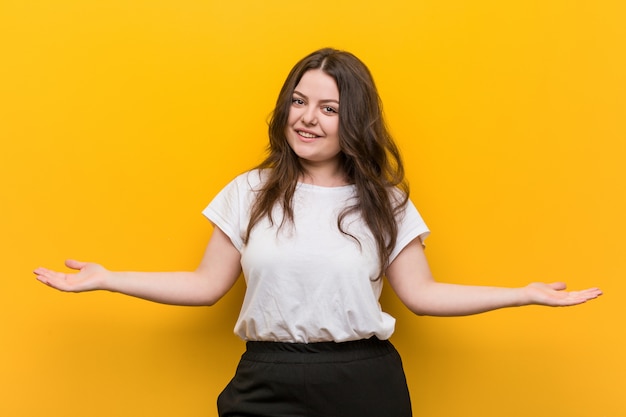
[297,130,319,139]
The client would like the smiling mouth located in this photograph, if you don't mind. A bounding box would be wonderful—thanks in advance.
[297,130,319,139]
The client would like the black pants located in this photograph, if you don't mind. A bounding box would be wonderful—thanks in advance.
[217,337,412,417]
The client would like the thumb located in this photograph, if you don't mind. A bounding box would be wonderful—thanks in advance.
[547,282,567,291]
[65,259,88,270]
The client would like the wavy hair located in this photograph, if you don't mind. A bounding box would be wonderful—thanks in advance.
[245,48,409,279]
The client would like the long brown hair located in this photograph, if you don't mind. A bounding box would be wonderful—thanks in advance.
[245,48,409,279]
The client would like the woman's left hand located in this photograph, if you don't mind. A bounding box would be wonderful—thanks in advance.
[524,282,603,306]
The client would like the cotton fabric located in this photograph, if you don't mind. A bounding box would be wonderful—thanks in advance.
[203,170,429,343]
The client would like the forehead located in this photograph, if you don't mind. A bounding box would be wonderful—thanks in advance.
[295,69,339,99]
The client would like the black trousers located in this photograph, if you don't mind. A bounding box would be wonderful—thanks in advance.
[217,337,412,417]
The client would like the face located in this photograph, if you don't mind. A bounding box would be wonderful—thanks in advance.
[285,69,341,172]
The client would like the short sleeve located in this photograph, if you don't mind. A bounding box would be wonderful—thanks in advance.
[202,171,265,251]
[388,199,430,264]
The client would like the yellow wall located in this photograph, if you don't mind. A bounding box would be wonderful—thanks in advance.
[1,1,624,416]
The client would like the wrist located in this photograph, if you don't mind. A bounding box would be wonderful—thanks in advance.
[99,269,118,292]
[515,286,533,307]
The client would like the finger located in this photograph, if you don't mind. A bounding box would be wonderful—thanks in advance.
[34,268,68,289]
[561,288,603,305]
[576,287,603,300]
[33,266,51,277]
[33,268,49,285]
[33,267,62,280]
[548,282,567,291]
[65,259,87,270]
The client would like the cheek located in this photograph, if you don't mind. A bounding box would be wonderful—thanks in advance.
[286,107,300,125]
[327,119,340,136]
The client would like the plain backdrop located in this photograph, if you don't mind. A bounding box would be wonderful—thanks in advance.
[1,1,624,416]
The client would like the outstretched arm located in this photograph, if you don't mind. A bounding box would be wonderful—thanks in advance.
[34,227,242,306]
[385,239,602,316]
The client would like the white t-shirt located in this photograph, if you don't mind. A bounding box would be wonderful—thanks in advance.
[203,170,429,343]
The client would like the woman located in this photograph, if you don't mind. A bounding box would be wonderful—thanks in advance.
[34,48,602,417]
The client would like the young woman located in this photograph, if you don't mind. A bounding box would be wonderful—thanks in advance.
[34,48,602,417]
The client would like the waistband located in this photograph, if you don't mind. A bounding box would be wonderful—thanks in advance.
[242,337,396,364]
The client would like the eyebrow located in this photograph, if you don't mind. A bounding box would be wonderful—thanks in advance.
[293,90,340,105]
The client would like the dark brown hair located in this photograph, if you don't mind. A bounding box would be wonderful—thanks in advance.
[245,48,409,278]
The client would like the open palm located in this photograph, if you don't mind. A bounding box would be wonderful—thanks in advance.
[34,259,109,293]
[525,282,602,306]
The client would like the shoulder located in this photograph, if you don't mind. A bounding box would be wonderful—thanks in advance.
[387,185,410,212]
[224,169,270,194]
[388,184,408,199]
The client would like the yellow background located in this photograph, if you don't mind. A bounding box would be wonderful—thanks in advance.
[1,0,624,416]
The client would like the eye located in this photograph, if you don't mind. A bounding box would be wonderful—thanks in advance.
[322,105,338,114]
[291,97,305,106]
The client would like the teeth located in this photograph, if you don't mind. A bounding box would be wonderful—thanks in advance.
[298,131,317,138]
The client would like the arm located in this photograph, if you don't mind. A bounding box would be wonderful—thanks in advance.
[33,226,242,306]
[385,238,602,316]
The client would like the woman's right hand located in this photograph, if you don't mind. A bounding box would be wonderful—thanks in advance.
[33,228,242,306]
[34,259,109,293]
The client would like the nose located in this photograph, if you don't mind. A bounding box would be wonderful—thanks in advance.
[301,107,317,126]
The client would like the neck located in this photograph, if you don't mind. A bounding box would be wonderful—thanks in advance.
[299,162,349,187]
